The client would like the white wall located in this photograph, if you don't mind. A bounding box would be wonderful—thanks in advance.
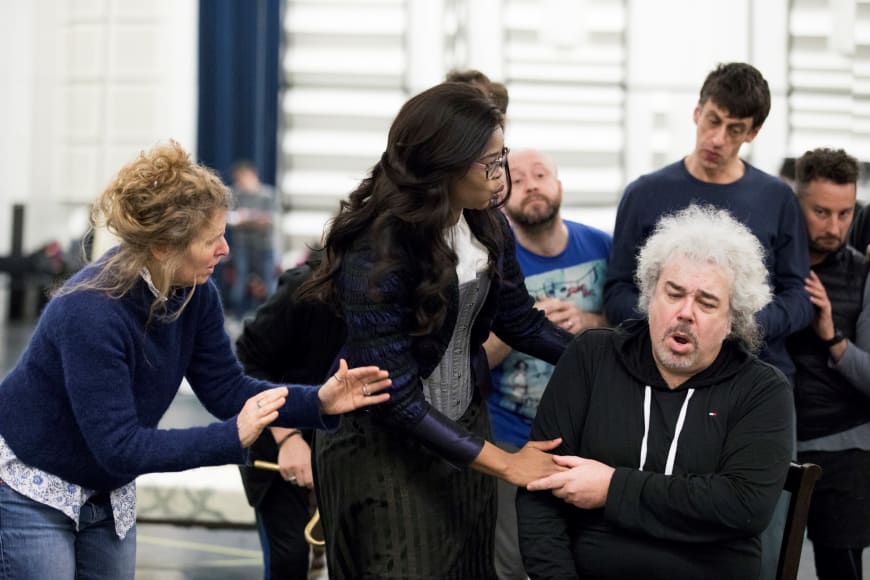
[0,0,198,256]
[624,0,788,182]
[5,0,867,259]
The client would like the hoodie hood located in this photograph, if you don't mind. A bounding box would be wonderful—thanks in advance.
[613,318,755,391]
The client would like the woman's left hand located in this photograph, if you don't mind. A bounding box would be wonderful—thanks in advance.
[318,358,391,415]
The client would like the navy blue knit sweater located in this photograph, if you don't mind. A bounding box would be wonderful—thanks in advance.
[0,261,336,491]
[604,159,812,379]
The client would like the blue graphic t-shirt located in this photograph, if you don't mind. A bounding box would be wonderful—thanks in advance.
[488,220,611,446]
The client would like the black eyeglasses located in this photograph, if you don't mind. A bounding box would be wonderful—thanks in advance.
[474,147,510,180]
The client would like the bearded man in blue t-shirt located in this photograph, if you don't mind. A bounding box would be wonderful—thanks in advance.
[484,148,612,579]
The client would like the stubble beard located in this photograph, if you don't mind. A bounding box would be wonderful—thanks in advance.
[652,323,699,372]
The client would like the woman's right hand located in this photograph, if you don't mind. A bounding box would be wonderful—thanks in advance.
[503,438,565,487]
[237,387,288,448]
[277,433,314,489]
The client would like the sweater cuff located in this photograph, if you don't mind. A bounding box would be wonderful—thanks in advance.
[218,418,249,465]
[408,407,485,466]
[604,466,639,526]
[275,385,340,431]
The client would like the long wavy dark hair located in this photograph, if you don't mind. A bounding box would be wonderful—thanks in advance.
[299,82,510,335]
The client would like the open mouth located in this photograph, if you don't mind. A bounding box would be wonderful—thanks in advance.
[666,330,696,353]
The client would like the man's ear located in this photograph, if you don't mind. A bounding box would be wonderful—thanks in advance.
[692,104,701,125]
[743,124,762,144]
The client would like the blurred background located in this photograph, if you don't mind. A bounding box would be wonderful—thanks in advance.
[1,1,868,576]
[3,0,870,317]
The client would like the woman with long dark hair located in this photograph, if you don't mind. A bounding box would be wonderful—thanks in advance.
[300,82,572,578]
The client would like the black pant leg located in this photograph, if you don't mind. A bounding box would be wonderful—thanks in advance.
[812,543,864,580]
[256,480,312,580]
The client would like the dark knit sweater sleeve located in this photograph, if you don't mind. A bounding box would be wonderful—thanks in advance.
[338,244,484,465]
[604,363,793,542]
[45,291,247,481]
[185,281,337,432]
[755,182,813,342]
[603,178,646,326]
[833,269,870,395]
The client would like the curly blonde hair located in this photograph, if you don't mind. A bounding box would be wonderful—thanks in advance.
[57,140,231,321]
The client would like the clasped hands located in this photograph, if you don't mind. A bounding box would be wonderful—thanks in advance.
[527,454,615,510]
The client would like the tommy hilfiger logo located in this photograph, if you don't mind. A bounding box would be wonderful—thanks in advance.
[708,411,718,417]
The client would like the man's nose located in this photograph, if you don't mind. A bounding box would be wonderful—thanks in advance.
[825,215,846,238]
[676,297,695,320]
[710,125,727,146]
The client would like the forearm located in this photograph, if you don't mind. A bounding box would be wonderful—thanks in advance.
[91,420,247,477]
[517,487,579,579]
[833,341,870,397]
[403,406,486,466]
[273,384,338,430]
[483,333,512,369]
[471,440,511,479]
[269,426,297,443]
[757,289,813,341]
[604,467,781,542]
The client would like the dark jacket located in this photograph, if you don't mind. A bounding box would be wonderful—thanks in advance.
[336,210,572,465]
[517,319,794,580]
[788,245,870,441]
[236,251,346,507]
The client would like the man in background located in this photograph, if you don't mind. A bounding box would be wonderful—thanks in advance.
[789,148,870,580]
[225,161,279,319]
[484,148,611,579]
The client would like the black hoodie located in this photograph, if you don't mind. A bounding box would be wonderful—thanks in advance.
[517,319,793,580]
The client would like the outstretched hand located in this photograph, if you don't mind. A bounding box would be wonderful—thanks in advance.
[318,358,391,415]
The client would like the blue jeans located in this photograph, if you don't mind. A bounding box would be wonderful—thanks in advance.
[0,480,136,579]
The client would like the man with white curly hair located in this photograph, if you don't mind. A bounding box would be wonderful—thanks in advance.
[517,204,794,580]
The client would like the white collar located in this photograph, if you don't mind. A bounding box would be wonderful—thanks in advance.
[139,267,166,301]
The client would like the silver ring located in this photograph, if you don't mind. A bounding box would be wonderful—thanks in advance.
[363,384,370,397]
[289,475,297,483]
[256,399,263,409]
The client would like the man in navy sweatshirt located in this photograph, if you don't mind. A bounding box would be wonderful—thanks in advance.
[603,62,811,579]
[604,62,811,382]
[788,147,870,580]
